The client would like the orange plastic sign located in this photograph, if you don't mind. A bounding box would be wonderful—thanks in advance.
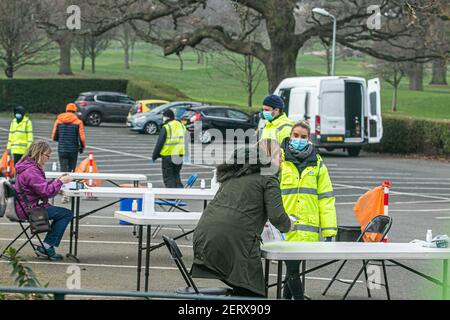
[353,186,385,242]
[0,150,16,177]
[75,156,102,187]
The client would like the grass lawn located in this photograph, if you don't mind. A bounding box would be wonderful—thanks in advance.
[5,42,450,120]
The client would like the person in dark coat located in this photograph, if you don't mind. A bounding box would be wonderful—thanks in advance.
[191,141,292,297]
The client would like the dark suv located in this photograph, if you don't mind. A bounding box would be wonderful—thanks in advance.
[182,106,258,144]
[75,92,136,126]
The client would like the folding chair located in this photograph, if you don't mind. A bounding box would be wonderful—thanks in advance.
[0,182,49,260]
[162,236,233,296]
[322,215,393,300]
[152,175,198,239]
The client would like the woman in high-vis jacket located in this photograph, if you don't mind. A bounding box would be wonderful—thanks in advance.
[280,121,337,300]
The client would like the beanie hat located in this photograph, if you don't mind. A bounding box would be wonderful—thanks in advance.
[66,103,77,113]
[14,106,26,115]
[263,95,284,111]
[163,109,175,120]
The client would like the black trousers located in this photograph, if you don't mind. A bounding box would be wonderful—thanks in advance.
[13,154,23,165]
[283,260,304,300]
[162,156,183,188]
[59,152,78,173]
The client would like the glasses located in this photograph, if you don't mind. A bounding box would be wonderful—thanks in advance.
[43,153,51,158]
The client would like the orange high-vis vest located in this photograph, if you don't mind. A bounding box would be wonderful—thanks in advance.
[353,186,385,242]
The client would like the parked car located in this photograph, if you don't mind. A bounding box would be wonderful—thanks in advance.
[75,92,136,126]
[182,106,258,144]
[126,99,170,126]
[129,101,205,135]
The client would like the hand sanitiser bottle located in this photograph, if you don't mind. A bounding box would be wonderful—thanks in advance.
[132,199,138,214]
[52,162,57,171]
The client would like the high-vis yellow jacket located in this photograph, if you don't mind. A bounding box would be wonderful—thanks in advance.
[7,116,34,155]
[280,149,337,242]
[160,120,186,157]
[260,113,295,145]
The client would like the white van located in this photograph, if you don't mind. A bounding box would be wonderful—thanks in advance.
[274,76,383,157]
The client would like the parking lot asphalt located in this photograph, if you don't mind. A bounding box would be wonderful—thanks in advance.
[0,119,449,300]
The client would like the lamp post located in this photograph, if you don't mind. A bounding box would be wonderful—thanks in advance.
[312,8,337,76]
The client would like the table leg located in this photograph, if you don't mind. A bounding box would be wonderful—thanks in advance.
[74,197,80,258]
[144,225,151,292]
[136,226,143,291]
[68,197,75,256]
[264,259,270,298]
[277,261,282,299]
[203,200,207,210]
[443,260,448,300]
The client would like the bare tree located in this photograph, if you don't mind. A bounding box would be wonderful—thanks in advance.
[0,0,52,78]
[74,35,88,71]
[368,60,405,112]
[115,23,138,69]
[429,14,449,85]
[86,33,111,74]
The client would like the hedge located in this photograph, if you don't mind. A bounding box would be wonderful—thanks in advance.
[0,79,187,114]
[363,115,450,156]
[0,79,128,114]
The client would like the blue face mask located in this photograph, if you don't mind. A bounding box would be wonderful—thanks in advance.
[290,138,309,151]
[262,111,274,122]
[15,114,23,121]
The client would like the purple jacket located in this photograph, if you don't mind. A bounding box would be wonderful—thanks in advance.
[14,158,63,220]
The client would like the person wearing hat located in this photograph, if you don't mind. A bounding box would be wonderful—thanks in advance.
[52,103,86,173]
[152,109,186,188]
[7,106,34,164]
[260,95,295,145]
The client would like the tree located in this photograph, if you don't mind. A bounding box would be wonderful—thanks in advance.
[141,0,447,93]
[368,60,405,112]
[0,0,51,78]
[115,23,138,69]
[74,35,88,71]
[34,0,82,75]
[428,14,449,85]
[86,33,112,74]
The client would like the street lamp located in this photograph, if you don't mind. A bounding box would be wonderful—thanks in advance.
[312,7,337,76]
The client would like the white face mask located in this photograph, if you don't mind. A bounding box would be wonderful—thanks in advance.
[163,117,170,122]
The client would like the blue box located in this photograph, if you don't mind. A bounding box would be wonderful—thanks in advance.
[119,198,143,225]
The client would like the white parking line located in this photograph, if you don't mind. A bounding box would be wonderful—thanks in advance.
[390,208,450,213]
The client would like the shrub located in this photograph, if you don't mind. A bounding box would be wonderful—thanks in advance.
[0,79,128,114]
[364,115,450,156]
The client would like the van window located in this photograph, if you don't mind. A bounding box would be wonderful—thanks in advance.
[278,89,291,114]
[370,92,377,115]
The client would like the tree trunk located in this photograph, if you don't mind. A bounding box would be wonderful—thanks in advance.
[264,46,298,94]
[246,56,253,108]
[177,52,184,71]
[5,51,14,78]
[124,27,130,69]
[91,39,96,74]
[81,37,87,71]
[430,58,448,85]
[392,84,398,112]
[326,46,331,76]
[408,63,424,91]
[57,37,74,75]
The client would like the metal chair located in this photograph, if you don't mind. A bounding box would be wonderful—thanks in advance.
[162,236,233,296]
[0,180,49,260]
[152,175,198,239]
[322,215,393,300]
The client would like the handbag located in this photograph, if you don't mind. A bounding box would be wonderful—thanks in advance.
[17,180,51,235]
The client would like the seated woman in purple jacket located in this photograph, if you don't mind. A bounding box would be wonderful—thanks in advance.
[15,141,73,261]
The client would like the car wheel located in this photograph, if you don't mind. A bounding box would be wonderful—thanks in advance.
[86,112,102,127]
[144,122,159,135]
[198,130,212,144]
[325,147,335,152]
[347,147,361,157]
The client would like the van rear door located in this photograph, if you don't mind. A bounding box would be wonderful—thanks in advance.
[286,88,309,122]
[367,78,383,143]
[320,79,345,140]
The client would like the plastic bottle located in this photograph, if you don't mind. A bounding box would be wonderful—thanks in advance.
[147,182,153,190]
[211,169,218,191]
[200,179,206,190]
[132,199,138,214]
[426,230,433,242]
[52,162,57,171]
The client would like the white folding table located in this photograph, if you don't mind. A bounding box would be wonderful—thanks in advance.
[62,187,216,262]
[261,241,450,299]
[114,211,203,292]
[45,172,148,187]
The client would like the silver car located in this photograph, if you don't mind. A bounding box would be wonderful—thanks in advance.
[129,101,205,134]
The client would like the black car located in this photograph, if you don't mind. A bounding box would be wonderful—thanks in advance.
[182,106,258,144]
[75,91,136,126]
